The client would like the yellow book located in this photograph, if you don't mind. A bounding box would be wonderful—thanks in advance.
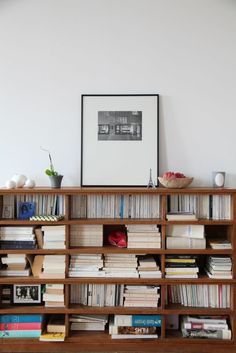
[39,332,65,342]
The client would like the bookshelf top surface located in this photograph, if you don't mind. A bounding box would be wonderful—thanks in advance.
[0,187,235,195]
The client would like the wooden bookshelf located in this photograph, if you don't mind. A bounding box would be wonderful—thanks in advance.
[0,187,235,352]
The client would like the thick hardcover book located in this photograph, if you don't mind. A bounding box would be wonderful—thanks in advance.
[0,330,41,338]
[0,322,42,330]
[182,329,231,340]
[39,332,65,341]
[114,315,161,327]
[166,237,206,249]
[0,314,43,323]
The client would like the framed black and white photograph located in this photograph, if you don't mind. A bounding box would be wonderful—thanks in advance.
[81,94,159,186]
[13,284,41,305]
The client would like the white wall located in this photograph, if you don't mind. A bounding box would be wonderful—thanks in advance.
[0,0,236,187]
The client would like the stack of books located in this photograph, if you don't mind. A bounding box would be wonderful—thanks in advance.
[40,315,65,342]
[0,254,30,277]
[123,285,160,307]
[69,254,104,277]
[109,314,161,339]
[166,225,206,249]
[181,315,231,340]
[0,226,36,249]
[70,314,108,331]
[1,285,12,304]
[126,224,161,249]
[137,255,162,278]
[39,255,66,279]
[165,255,199,279]
[41,225,66,249]
[0,314,43,338]
[43,284,65,307]
[70,225,103,247]
[103,254,138,278]
[205,256,232,279]
[208,239,232,249]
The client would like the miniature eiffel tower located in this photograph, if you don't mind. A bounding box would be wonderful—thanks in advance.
[147,168,155,188]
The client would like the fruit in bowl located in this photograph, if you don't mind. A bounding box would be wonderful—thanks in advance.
[158,172,193,188]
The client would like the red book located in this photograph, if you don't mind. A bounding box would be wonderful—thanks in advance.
[0,322,42,330]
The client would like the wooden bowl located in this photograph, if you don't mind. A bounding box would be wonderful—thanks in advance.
[158,177,193,189]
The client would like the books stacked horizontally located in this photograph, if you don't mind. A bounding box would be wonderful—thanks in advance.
[41,225,66,249]
[103,254,138,278]
[165,255,199,279]
[70,225,103,247]
[205,256,232,279]
[1,285,12,304]
[0,314,43,338]
[0,254,31,277]
[181,315,231,340]
[39,255,66,279]
[123,285,160,307]
[43,284,65,307]
[70,284,125,307]
[109,314,161,339]
[0,226,36,249]
[69,254,104,277]
[166,225,206,249]
[126,224,161,249]
[208,239,232,250]
[137,255,162,278]
[40,315,65,342]
[70,315,108,331]
[168,284,231,308]
[166,212,198,221]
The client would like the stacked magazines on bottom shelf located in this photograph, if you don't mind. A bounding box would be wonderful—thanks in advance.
[181,316,231,340]
[109,314,161,339]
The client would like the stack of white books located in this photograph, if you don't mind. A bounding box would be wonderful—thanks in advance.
[0,254,30,276]
[166,225,206,249]
[103,254,138,278]
[126,224,161,248]
[69,254,104,277]
[41,225,66,249]
[40,255,66,278]
[70,315,108,331]
[137,255,162,278]
[43,284,65,307]
[123,285,160,307]
[205,256,232,279]
[70,225,103,247]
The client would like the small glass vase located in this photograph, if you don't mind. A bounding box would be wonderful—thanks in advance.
[49,175,63,188]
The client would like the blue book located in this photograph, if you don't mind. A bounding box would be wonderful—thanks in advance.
[0,315,43,324]
[17,202,36,220]
[132,315,162,327]
[0,330,41,338]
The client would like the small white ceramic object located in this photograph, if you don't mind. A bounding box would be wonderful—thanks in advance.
[24,179,36,188]
[11,174,27,188]
[5,180,16,189]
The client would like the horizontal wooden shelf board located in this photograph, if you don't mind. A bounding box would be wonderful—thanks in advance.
[0,187,235,195]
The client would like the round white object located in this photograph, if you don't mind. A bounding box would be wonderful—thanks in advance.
[215,173,224,187]
[24,179,36,188]
[5,180,16,189]
[11,174,27,188]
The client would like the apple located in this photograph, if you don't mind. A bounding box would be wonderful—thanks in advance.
[162,171,186,180]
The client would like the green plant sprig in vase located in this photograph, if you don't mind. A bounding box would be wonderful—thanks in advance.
[41,147,63,188]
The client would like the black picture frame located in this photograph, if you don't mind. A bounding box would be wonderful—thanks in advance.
[13,284,42,305]
[81,94,159,187]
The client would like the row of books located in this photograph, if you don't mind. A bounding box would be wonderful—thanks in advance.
[68,254,161,279]
[165,255,199,279]
[70,284,160,308]
[167,194,231,220]
[0,314,231,341]
[166,224,206,249]
[168,284,231,308]
[0,226,36,250]
[126,224,161,249]
[205,256,232,279]
[71,194,161,219]
[1,195,65,219]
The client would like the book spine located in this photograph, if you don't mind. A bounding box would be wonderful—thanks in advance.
[132,315,162,327]
[0,330,42,338]
[0,315,43,323]
[0,322,42,330]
